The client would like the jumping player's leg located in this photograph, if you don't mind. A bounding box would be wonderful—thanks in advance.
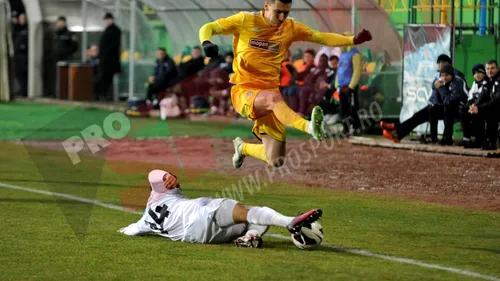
[230,86,323,168]
[253,90,324,141]
[234,135,285,167]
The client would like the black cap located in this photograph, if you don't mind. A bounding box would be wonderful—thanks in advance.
[57,16,66,22]
[440,64,455,76]
[437,54,452,64]
[104,13,114,19]
[472,64,486,75]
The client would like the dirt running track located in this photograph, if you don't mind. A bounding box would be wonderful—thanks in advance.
[20,138,500,211]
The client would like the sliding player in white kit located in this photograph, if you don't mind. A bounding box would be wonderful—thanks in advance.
[118,169,322,248]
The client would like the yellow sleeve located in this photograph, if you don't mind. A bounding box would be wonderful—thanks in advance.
[199,12,244,44]
[349,53,362,89]
[292,21,354,47]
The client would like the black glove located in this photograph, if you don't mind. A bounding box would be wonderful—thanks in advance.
[202,41,219,58]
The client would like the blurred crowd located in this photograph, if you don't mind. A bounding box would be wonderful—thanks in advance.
[146,39,367,136]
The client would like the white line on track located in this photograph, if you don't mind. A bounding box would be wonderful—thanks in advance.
[1,182,499,281]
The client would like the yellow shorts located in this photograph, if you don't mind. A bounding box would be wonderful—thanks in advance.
[231,85,286,142]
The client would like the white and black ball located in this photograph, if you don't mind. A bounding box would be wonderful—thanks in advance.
[291,221,323,250]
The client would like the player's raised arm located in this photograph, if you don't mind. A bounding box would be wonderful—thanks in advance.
[292,21,372,47]
[199,12,244,58]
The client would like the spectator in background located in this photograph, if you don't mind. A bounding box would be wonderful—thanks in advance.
[295,49,316,87]
[297,54,330,117]
[321,55,341,124]
[53,16,78,63]
[429,64,468,145]
[219,52,234,74]
[86,45,99,66]
[336,33,362,134]
[382,64,468,145]
[11,11,20,41]
[98,13,122,101]
[85,45,100,99]
[178,46,205,80]
[457,64,489,148]
[51,16,78,97]
[327,55,339,83]
[281,50,298,110]
[13,13,28,97]
[146,47,178,106]
[433,54,467,87]
[469,60,500,150]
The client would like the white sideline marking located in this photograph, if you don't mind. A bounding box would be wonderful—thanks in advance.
[1,182,499,281]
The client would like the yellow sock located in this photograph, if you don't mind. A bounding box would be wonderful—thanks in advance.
[242,143,268,163]
[273,101,308,134]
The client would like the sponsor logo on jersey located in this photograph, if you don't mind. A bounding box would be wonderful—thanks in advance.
[249,38,281,53]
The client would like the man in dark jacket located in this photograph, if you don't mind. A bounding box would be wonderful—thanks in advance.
[53,16,78,62]
[469,60,500,150]
[146,48,178,103]
[429,64,469,145]
[13,13,28,97]
[457,64,489,148]
[382,64,468,145]
[98,13,121,101]
[50,16,78,97]
[178,46,205,80]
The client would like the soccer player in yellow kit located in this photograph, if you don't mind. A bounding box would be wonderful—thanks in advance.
[199,0,372,168]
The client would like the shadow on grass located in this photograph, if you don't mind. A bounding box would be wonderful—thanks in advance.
[459,247,500,255]
[128,233,370,258]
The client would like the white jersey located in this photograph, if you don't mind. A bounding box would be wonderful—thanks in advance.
[121,188,244,243]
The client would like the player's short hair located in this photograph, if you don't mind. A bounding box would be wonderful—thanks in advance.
[158,47,166,53]
[193,46,202,51]
[486,59,498,67]
[304,49,316,57]
[270,0,293,3]
[330,55,339,61]
[436,54,452,64]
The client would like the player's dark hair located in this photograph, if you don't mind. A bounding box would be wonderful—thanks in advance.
[158,47,166,53]
[486,59,498,67]
[193,46,202,51]
[330,55,339,61]
[270,0,293,3]
[436,54,452,64]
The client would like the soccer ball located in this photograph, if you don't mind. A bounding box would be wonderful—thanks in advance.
[291,221,323,250]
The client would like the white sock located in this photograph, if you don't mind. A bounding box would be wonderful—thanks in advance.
[247,207,294,228]
[246,224,269,236]
[307,121,314,135]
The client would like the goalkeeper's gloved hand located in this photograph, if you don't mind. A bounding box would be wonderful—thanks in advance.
[202,41,219,58]
[353,29,372,45]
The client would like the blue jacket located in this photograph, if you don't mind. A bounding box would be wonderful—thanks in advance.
[337,48,359,88]
[429,76,468,105]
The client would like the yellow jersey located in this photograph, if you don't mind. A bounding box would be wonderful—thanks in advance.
[214,11,332,89]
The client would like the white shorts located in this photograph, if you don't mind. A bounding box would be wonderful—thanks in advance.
[182,198,246,244]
